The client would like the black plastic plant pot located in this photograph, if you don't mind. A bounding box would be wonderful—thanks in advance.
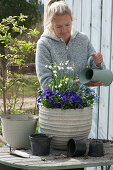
[67,139,87,157]
[29,134,51,156]
[88,140,104,157]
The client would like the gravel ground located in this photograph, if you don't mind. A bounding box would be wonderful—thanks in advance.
[0,97,37,112]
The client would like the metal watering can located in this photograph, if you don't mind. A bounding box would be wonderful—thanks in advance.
[79,56,113,86]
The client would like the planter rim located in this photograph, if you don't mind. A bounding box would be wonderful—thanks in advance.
[0,114,38,121]
[39,105,92,111]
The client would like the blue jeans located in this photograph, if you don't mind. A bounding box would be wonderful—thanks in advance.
[38,125,41,133]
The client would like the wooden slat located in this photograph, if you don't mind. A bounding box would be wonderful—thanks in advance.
[72,0,82,31]
[89,0,102,141]
[91,0,102,52]
[98,0,112,139]
[81,0,92,39]
[65,0,73,10]
[108,0,113,140]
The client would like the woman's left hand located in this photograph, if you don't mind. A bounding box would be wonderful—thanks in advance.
[73,80,102,87]
[91,52,103,66]
[85,81,102,87]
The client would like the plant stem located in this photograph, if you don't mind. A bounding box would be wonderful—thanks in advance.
[0,44,7,114]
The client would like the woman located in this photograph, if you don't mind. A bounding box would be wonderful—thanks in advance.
[36,0,104,90]
[36,2,104,167]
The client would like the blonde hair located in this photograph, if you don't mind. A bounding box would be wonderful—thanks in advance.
[45,0,73,32]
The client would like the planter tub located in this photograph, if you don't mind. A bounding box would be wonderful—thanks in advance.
[1,114,38,149]
[39,106,92,150]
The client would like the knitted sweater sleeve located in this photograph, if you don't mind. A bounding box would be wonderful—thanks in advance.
[35,39,53,90]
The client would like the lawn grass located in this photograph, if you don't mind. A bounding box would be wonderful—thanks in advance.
[0,74,40,98]
[0,143,3,147]
[21,74,40,97]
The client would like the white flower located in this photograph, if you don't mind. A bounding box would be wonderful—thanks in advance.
[54,74,57,77]
[49,65,52,69]
[58,66,61,70]
[58,64,64,70]
[53,65,57,68]
[58,84,62,88]
[53,70,57,74]
[55,86,57,88]
[45,65,48,68]
[65,60,69,65]
[67,66,70,70]
[67,66,73,71]
[66,78,69,81]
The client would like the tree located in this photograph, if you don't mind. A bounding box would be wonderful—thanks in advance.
[0,0,44,64]
[0,14,40,114]
[0,0,42,27]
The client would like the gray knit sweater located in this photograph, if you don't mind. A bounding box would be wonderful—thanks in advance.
[36,30,103,90]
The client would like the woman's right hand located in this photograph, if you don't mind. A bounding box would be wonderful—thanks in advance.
[91,52,103,66]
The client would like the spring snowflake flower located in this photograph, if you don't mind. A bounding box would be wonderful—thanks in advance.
[58,66,61,70]
[48,65,52,69]
[53,70,57,74]
[65,78,69,81]
[67,66,72,70]
[65,60,69,65]
[58,84,62,88]
[45,65,48,68]
[54,74,57,77]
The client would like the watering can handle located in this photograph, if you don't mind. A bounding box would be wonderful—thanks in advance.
[87,56,101,68]
[87,56,93,68]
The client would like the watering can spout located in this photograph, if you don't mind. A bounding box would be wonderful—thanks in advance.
[79,56,113,86]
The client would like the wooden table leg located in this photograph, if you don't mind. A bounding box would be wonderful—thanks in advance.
[101,165,111,170]
[101,166,104,170]
[107,165,111,170]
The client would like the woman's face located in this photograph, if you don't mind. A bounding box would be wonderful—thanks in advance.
[52,14,72,44]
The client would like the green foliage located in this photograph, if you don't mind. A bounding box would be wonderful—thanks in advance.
[0,0,42,27]
[0,14,40,114]
[38,61,98,109]
[0,14,40,63]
